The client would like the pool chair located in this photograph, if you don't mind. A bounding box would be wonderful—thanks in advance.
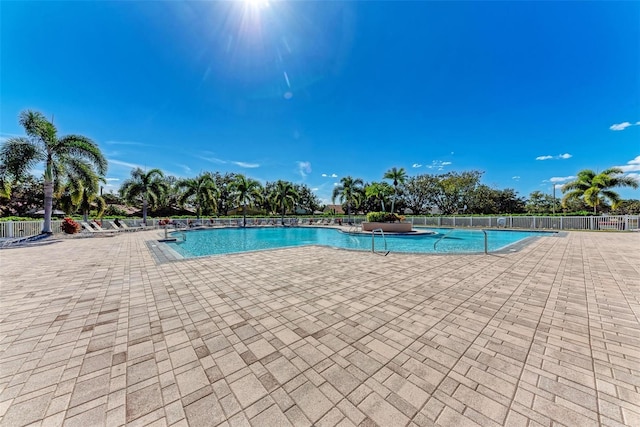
[80,221,118,236]
[118,222,144,232]
[92,221,122,232]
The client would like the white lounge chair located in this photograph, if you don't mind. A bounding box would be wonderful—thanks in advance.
[80,221,117,236]
[119,222,144,232]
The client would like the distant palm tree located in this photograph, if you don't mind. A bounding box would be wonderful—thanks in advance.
[562,168,638,214]
[119,168,168,224]
[383,167,407,214]
[176,173,219,219]
[0,110,107,233]
[231,174,263,226]
[271,180,299,225]
[332,176,364,220]
[365,182,393,212]
[57,164,106,222]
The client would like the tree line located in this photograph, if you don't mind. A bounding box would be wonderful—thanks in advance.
[1,110,638,233]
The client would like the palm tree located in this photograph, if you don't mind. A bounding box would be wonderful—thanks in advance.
[57,163,106,222]
[271,180,299,225]
[119,168,168,224]
[230,174,263,226]
[365,182,393,212]
[176,173,219,219]
[383,167,407,214]
[332,176,364,220]
[562,168,638,214]
[0,110,107,234]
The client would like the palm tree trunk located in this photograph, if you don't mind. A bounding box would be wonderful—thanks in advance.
[243,204,247,227]
[42,180,54,234]
[142,197,148,225]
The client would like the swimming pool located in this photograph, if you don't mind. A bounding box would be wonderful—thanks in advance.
[164,227,553,258]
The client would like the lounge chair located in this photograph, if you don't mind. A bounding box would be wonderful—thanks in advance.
[80,221,117,236]
[92,221,122,232]
[118,222,144,232]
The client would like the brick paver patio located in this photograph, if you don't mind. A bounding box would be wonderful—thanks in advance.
[0,230,638,426]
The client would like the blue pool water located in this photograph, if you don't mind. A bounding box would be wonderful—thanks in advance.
[164,227,552,257]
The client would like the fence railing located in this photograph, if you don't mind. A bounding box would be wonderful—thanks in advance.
[1,214,638,239]
[408,215,639,231]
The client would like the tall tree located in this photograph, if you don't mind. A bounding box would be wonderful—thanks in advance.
[56,158,106,221]
[0,174,44,217]
[365,182,393,213]
[401,175,438,214]
[271,180,299,224]
[119,168,168,224]
[383,167,407,214]
[562,168,638,214]
[176,173,219,219]
[230,174,263,226]
[294,183,322,214]
[0,110,107,233]
[332,176,364,220]
[212,172,237,215]
[432,171,483,214]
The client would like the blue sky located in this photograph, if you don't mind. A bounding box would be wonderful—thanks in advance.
[2,0,639,203]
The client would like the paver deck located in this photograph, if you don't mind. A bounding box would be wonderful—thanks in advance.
[0,230,639,426]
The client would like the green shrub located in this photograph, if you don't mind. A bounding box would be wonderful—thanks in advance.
[366,212,405,222]
[366,212,386,222]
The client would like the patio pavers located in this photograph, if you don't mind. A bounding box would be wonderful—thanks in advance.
[0,230,639,426]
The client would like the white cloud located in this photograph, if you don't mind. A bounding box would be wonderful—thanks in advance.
[412,163,422,168]
[232,161,260,168]
[108,159,144,169]
[199,155,259,168]
[614,155,640,172]
[321,173,327,177]
[549,176,575,183]
[536,153,572,161]
[331,173,337,178]
[104,140,149,146]
[610,122,633,131]
[512,176,520,180]
[626,173,640,183]
[105,177,120,182]
[321,173,338,178]
[177,164,192,173]
[426,160,452,169]
[199,156,226,164]
[296,161,311,177]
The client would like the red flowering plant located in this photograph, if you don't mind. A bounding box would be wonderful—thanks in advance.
[61,217,81,234]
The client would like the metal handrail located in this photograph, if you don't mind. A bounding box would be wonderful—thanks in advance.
[371,228,389,256]
[433,228,455,250]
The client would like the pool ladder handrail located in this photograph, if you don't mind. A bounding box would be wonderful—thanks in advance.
[433,228,455,251]
[371,228,390,256]
[433,228,488,254]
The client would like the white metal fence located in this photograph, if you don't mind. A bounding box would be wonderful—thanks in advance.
[407,215,639,231]
[1,215,638,239]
